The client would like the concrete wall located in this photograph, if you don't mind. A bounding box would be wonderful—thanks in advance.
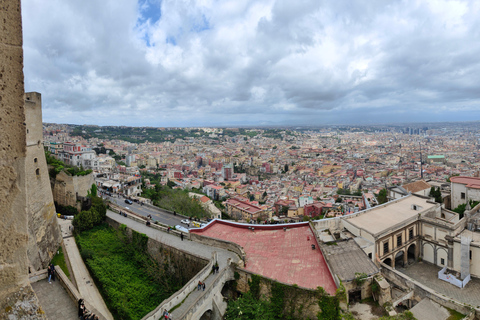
[24,92,62,271]
[52,170,94,210]
[0,1,45,316]
[189,232,246,266]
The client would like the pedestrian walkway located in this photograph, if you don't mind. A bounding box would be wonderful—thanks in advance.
[106,210,239,318]
[58,218,114,320]
[398,262,480,307]
[31,278,77,320]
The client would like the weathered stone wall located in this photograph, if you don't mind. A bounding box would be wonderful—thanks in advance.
[235,267,321,319]
[51,170,94,211]
[106,217,208,282]
[0,1,44,317]
[380,264,478,317]
[24,92,61,271]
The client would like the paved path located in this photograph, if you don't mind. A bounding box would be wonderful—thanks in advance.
[107,210,239,318]
[31,278,77,320]
[58,218,114,320]
[398,262,480,308]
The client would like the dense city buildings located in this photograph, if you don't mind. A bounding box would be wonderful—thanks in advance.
[43,122,480,221]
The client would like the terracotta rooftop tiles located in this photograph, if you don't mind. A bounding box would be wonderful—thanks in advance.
[193,221,337,294]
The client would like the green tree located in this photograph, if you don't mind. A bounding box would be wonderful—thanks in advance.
[429,187,442,203]
[377,188,388,204]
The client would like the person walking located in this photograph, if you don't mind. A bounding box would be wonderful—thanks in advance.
[197,281,201,291]
[78,299,86,319]
[50,263,56,282]
[180,233,184,241]
[202,282,206,291]
[47,264,52,284]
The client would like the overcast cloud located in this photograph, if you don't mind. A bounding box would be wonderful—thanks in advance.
[22,0,480,127]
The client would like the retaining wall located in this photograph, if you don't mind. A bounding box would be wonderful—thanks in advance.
[380,264,479,318]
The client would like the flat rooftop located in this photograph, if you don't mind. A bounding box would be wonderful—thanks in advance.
[321,239,379,281]
[346,195,437,236]
[195,221,337,294]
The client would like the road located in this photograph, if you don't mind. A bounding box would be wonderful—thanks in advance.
[105,195,198,229]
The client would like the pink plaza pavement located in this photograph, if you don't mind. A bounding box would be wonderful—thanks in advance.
[191,220,337,295]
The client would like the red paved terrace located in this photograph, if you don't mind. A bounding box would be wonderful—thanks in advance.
[191,220,337,295]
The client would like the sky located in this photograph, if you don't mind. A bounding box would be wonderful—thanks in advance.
[21,0,480,127]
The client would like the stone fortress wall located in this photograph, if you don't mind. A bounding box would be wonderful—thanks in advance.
[0,0,45,316]
[25,92,62,272]
[51,170,94,211]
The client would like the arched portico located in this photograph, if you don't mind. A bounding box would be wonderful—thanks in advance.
[395,250,405,268]
[407,243,416,264]
[383,258,392,267]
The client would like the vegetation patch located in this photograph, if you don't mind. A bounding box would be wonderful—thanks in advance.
[141,172,210,218]
[445,307,465,320]
[75,224,184,320]
[50,246,70,280]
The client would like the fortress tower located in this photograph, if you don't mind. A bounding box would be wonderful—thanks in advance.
[25,92,62,271]
[0,0,44,314]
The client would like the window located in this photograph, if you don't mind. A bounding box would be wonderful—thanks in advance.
[35,168,39,176]
[470,250,472,260]
[397,235,402,247]
[461,192,466,199]
[34,158,37,163]
[409,228,414,240]
[383,242,389,254]
[368,253,372,259]
[440,258,445,265]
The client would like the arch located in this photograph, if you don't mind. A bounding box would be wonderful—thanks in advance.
[383,258,392,267]
[200,309,213,320]
[423,243,435,264]
[395,250,405,268]
[407,243,416,263]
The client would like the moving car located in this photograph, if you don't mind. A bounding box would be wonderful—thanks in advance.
[181,219,190,225]
[125,199,133,204]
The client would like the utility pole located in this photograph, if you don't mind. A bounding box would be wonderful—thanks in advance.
[419,142,423,179]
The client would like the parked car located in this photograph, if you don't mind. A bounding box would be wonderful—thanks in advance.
[125,199,133,204]
[175,225,189,233]
[181,219,190,225]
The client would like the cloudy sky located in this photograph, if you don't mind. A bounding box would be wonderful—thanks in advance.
[22,0,480,127]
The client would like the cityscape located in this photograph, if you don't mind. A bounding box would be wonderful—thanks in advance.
[3,1,480,320]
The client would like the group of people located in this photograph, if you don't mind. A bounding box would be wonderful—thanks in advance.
[78,299,99,320]
[197,280,206,291]
[212,263,219,274]
[47,263,55,283]
[163,309,172,319]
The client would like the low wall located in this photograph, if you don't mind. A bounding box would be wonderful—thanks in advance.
[380,264,479,317]
[142,253,216,320]
[235,267,321,319]
[179,259,235,320]
[192,219,309,233]
[29,267,107,320]
[189,232,245,265]
[108,205,188,239]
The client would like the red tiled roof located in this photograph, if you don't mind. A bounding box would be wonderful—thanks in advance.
[450,176,480,189]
